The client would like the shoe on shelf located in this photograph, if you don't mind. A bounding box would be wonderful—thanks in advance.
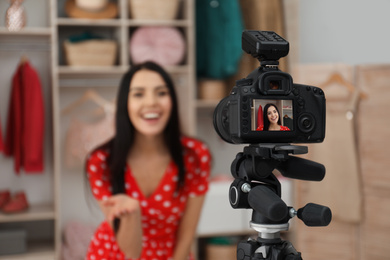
[0,190,11,208]
[2,191,29,213]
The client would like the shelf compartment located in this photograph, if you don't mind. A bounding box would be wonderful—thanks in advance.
[57,26,122,67]
[0,203,55,223]
[0,240,54,260]
[56,0,120,20]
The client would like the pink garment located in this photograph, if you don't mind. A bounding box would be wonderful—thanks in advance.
[62,221,96,260]
[129,26,186,66]
[65,113,114,169]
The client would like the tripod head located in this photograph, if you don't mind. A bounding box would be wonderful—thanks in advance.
[229,144,332,260]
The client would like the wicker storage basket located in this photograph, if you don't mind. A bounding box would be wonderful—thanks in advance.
[129,0,180,20]
[63,39,117,66]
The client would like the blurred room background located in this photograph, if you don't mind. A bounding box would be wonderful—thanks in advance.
[0,0,389,259]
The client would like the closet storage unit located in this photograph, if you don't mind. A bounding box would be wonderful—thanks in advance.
[0,0,196,259]
[0,0,56,259]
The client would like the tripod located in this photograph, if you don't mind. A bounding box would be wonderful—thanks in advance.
[229,144,332,260]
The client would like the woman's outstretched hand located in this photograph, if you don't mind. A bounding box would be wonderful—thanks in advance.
[101,194,141,222]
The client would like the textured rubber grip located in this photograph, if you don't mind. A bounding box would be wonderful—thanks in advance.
[248,185,288,221]
[297,203,332,226]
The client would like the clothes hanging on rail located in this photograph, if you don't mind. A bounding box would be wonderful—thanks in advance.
[196,0,244,79]
[307,90,362,223]
[257,104,263,128]
[4,61,45,174]
[293,64,363,223]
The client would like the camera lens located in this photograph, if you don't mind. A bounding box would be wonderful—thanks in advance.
[298,113,315,133]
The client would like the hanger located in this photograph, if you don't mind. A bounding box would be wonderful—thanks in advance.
[61,89,115,116]
[19,54,29,65]
[318,72,368,99]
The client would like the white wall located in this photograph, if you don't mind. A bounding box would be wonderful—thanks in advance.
[299,0,390,64]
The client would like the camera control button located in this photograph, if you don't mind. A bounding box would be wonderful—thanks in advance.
[298,98,305,107]
[250,87,256,93]
[298,113,316,133]
[243,87,249,93]
[293,88,299,96]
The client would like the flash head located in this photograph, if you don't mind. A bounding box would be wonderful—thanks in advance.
[242,30,289,62]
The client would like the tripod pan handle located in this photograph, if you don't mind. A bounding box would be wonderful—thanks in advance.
[248,185,288,221]
[297,203,332,226]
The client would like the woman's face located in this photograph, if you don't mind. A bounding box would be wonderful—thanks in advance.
[266,105,279,125]
[128,69,172,138]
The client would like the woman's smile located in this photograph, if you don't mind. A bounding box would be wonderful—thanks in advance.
[141,111,163,125]
[143,112,159,120]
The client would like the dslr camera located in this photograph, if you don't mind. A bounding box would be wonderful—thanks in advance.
[214,30,326,144]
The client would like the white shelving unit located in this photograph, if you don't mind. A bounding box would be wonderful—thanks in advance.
[0,0,55,258]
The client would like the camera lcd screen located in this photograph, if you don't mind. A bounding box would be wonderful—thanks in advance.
[251,99,293,131]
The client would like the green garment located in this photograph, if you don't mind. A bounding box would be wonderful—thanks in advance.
[196,0,244,79]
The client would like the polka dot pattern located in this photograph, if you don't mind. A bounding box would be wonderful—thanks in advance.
[85,136,211,260]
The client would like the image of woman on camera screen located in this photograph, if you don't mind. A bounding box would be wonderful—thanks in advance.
[85,61,211,260]
[257,103,290,131]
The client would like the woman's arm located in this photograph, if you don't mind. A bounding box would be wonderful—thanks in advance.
[97,194,143,259]
[172,195,206,260]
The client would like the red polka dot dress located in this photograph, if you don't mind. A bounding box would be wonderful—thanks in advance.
[256,125,290,131]
[85,136,211,260]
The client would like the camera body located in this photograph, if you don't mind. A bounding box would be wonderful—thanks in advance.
[213,31,326,144]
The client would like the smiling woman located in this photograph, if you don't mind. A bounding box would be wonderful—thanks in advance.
[84,61,211,260]
[127,70,173,138]
[257,103,290,131]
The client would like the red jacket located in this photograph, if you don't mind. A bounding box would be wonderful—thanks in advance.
[4,61,45,173]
